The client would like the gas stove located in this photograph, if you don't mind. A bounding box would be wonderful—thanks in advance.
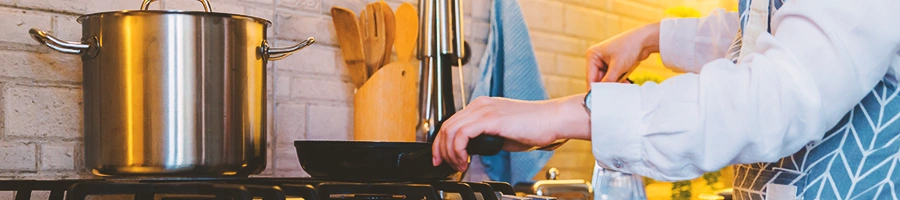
[0,178,531,200]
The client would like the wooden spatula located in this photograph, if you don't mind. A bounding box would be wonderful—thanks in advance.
[331,6,368,89]
[393,3,418,64]
[378,1,396,68]
[361,3,386,78]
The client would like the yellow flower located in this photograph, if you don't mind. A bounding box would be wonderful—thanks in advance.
[628,70,666,86]
[665,6,702,18]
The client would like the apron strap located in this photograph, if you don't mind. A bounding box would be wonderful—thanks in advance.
[737,0,770,62]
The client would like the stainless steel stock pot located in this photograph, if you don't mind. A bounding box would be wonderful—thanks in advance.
[28,0,314,177]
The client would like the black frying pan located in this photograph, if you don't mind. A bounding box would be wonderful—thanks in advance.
[295,50,500,180]
[294,135,504,180]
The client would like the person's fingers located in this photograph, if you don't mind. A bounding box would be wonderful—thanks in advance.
[438,121,454,167]
[440,114,468,170]
[441,124,463,170]
[600,58,628,83]
[618,67,635,83]
[439,128,455,169]
[434,98,479,169]
[585,51,599,83]
[585,49,608,85]
[451,124,474,171]
[451,114,500,171]
[443,102,499,171]
[589,65,607,90]
[440,98,496,170]
[441,113,470,170]
[432,129,442,166]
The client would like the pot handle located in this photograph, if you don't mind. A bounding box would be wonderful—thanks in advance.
[141,0,212,12]
[264,37,316,61]
[29,28,94,55]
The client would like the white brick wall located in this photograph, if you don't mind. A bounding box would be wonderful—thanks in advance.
[519,0,564,33]
[0,142,36,172]
[274,103,306,147]
[0,51,81,82]
[0,0,731,181]
[0,8,52,46]
[40,142,77,171]
[305,104,352,140]
[4,85,82,139]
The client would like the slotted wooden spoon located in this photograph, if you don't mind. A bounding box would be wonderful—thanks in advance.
[360,3,386,78]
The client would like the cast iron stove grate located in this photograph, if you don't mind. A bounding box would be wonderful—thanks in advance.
[0,178,515,200]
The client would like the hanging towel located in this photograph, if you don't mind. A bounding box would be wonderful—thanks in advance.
[467,0,554,186]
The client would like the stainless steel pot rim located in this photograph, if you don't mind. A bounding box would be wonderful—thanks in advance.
[76,10,272,27]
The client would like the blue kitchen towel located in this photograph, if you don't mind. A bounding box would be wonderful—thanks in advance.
[469,0,554,185]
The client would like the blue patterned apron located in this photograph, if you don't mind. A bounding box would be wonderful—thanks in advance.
[730,1,900,199]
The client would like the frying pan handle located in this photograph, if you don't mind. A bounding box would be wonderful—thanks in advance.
[466,135,504,156]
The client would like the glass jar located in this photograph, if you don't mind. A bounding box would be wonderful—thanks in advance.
[591,162,648,200]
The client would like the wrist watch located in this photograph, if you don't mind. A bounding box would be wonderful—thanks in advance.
[582,90,592,114]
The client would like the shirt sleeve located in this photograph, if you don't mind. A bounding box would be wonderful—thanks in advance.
[659,9,740,73]
[590,0,900,181]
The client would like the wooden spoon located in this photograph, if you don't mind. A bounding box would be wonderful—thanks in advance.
[331,6,368,88]
[378,0,396,68]
[361,3,386,78]
[393,3,418,64]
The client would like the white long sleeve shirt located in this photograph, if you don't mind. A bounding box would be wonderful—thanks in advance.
[589,0,900,181]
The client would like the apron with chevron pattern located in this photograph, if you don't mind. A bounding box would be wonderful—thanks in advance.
[729,0,900,199]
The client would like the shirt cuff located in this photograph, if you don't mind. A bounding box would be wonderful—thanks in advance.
[659,18,699,73]
[590,83,644,172]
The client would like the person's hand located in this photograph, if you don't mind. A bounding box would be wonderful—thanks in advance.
[587,22,661,86]
[432,94,591,171]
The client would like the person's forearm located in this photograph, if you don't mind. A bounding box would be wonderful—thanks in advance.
[550,93,591,141]
[658,9,740,73]
[639,22,661,57]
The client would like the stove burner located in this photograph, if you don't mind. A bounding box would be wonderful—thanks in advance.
[327,194,406,200]
[0,178,516,200]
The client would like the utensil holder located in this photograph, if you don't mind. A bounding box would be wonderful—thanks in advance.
[353,63,419,142]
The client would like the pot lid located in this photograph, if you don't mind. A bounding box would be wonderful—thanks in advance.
[77,10,273,27]
[77,0,272,27]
